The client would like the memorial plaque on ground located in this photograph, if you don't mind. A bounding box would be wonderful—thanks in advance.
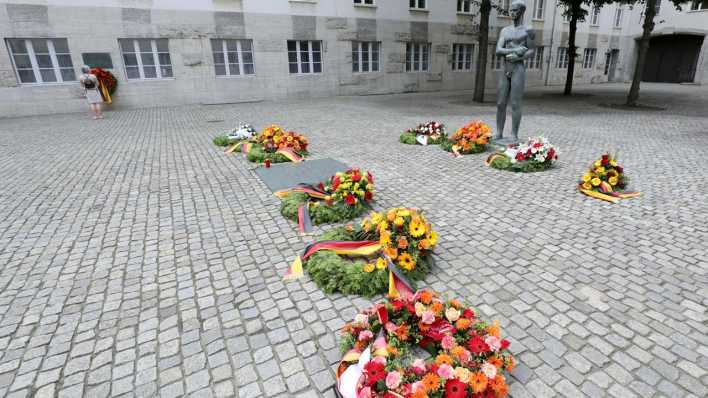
[254,158,349,192]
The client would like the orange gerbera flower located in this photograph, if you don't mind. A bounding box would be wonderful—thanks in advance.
[451,346,466,359]
[431,302,444,315]
[411,390,428,398]
[488,356,503,369]
[383,246,398,260]
[435,353,453,366]
[487,320,501,338]
[420,290,433,304]
[495,383,509,397]
[489,375,506,393]
[469,372,487,393]
[455,318,471,330]
[418,239,431,250]
[421,373,441,392]
[448,299,462,308]
[395,324,409,341]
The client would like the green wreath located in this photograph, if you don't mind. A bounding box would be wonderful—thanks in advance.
[280,192,369,225]
[246,144,307,163]
[213,135,238,147]
[305,227,433,297]
[440,138,487,154]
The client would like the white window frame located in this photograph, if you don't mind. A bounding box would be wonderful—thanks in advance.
[409,0,427,10]
[352,41,380,73]
[525,46,544,69]
[533,0,545,20]
[500,0,511,16]
[120,39,173,80]
[405,42,431,72]
[7,38,76,85]
[211,39,255,77]
[582,48,596,69]
[614,7,623,27]
[287,40,323,74]
[556,47,569,68]
[457,0,473,14]
[452,43,474,71]
[353,0,376,5]
[590,6,601,25]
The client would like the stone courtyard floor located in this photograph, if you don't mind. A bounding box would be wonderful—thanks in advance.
[0,82,707,398]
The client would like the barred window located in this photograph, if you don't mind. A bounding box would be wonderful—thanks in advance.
[410,0,427,10]
[352,41,380,73]
[405,42,430,72]
[582,48,597,69]
[556,47,569,68]
[590,6,601,25]
[452,44,474,71]
[119,39,173,80]
[211,39,254,76]
[7,38,75,84]
[287,40,322,74]
[614,7,623,27]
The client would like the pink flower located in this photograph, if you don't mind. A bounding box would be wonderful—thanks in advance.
[484,335,501,352]
[372,356,387,366]
[441,335,455,350]
[422,310,435,325]
[481,362,497,379]
[385,371,402,390]
[412,358,427,374]
[358,330,373,341]
[385,322,398,333]
[357,386,372,398]
[411,381,424,393]
[437,364,454,379]
[458,349,471,363]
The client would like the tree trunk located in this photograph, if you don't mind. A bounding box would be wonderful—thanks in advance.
[626,0,657,106]
[473,0,492,103]
[563,4,580,95]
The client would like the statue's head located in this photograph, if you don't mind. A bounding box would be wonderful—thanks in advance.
[509,0,526,19]
[81,65,91,74]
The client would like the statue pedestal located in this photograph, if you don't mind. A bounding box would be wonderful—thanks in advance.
[491,137,519,149]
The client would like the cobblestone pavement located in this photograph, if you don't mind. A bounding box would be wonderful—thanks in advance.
[0,82,707,398]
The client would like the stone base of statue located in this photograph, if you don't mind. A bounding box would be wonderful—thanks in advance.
[491,137,519,149]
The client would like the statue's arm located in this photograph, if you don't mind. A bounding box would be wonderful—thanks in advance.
[521,29,536,60]
[495,29,517,56]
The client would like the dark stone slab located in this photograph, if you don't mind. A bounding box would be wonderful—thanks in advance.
[122,8,150,24]
[214,11,245,37]
[356,18,377,42]
[410,21,428,42]
[254,158,349,193]
[7,4,48,23]
[292,15,317,40]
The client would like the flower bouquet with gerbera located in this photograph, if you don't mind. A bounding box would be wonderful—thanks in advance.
[441,121,492,156]
[243,125,309,163]
[302,208,437,297]
[578,153,640,203]
[90,67,118,97]
[280,169,375,225]
[336,290,515,398]
[400,121,447,145]
[486,136,558,172]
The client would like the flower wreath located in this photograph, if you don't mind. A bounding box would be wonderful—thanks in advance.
[400,122,447,146]
[284,208,438,297]
[278,169,375,228]
[441,122,492,156]
[578,153,640,203]
[214,123,257,147]
[486,136,557,172]
[90,67,117,96]
[336,290,515,398]
[232,125,309,163]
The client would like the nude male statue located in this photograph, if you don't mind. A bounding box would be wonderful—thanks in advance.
[495,0,535,144]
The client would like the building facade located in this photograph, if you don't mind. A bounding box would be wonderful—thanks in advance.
[0,0,706,117]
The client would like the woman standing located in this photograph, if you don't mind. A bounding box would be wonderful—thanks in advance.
[79,65,104,119]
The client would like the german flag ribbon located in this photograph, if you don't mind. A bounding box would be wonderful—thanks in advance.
[579,187,641,203]
[283,240,381,281]
[297,203,313,234]
[224,142,241,154]
[485,153,504,166]
[241,142,253,154]
[386,257,414,299]
[274,183,327,200]
[276,148,304,163]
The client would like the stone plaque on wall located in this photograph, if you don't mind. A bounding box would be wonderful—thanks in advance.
[82,53,113,69]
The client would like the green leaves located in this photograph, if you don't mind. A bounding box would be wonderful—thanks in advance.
[279,194,369,225]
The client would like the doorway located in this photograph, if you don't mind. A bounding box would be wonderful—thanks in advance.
[642,34,704,83]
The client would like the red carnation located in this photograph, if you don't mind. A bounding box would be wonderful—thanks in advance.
[364,191,373,201]
[332,176,341,191]
[391,300,405,312]
[467,335,490,354]
[515,152,525,161]
[406,302,416,315]
[345,194,356,206]
[463,308,475,319]
[547,148,555,161]
[366,172,374,184]
[352,172,361,182]
[445,379,469,398]
[363,361,385,386]
[501,339,510,350]
[601,154,609,165]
